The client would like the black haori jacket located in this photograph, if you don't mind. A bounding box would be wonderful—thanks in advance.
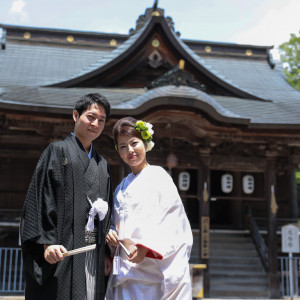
[20,134,113,300]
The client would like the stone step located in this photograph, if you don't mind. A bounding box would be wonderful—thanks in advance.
[210,235,253,243]
[210,282,268,290]
[210,281,268,293]
[210,256,262,264]
[210,273,267,282]
[210,248,258,257]
[210,263,265,272]
[210,241,254,247]
[210,282,267,290]
[209,230,268,298]
[212,245,255,251]
[210,233,252,239]
[210,271,267,278]
[211,231,251,235]
[211,288,268,298]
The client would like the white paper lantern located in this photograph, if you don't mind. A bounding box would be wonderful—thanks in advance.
[221,173,233,193]
[243,175,254,194]
[179,172,190,191]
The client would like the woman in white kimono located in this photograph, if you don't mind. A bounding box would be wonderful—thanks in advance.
[106,117,193,300]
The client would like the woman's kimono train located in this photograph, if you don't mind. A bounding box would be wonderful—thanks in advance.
[107,165,193,300]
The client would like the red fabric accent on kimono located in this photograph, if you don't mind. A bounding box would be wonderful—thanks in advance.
[136,244,163,260]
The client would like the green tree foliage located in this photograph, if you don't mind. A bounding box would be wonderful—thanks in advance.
[297,164,300,185]
[279,31,300,90]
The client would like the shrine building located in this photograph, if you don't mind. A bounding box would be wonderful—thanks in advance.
[1,2,300,298]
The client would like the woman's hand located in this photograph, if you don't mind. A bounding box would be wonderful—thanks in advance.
[127,245,148,264]
[106,229,119,247]
[44,245,67,264]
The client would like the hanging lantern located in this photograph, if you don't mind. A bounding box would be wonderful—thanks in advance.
[221,173,233,193]
[166,152,178,169]
[179,172,190,191]
[243,175,254,194]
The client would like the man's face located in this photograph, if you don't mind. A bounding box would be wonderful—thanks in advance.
[73,103,106,143]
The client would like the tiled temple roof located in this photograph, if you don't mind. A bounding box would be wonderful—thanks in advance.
[0,15,299,127]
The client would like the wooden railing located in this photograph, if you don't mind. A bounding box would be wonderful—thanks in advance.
[247,206,269,271]
[279,256,300,298]
[0,247,24,294]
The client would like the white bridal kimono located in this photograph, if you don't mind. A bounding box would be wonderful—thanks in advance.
[106,165,193,300]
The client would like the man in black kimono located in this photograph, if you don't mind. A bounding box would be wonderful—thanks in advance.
[20,93,113,300]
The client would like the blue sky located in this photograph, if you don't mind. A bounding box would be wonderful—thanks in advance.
[0,0,299,53]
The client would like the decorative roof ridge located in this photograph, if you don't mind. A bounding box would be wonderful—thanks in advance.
[147,62,206,92]
[114,85,248,122]
[128,1,180,37]
[1,23,273,51]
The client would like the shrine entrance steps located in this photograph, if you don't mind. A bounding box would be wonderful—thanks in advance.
[209,230,268,298]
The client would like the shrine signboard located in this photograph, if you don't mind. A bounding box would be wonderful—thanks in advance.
[281,223,299,300]
[282,224,299,253]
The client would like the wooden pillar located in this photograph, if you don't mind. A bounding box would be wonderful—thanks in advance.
[199,147,211,297]
[232,171,243,228]
[287,161,298,220]
[265,151,280,299]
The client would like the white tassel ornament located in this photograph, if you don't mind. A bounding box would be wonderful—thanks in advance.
[86,197,108,231]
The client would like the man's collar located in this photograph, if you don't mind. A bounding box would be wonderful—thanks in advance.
[71,132,93,159]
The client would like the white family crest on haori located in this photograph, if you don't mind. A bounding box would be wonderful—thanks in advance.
[86,197,108,231]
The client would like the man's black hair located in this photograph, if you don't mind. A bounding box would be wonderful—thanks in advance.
[74,93,110,117]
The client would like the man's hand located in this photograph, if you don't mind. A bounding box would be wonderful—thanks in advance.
[105,255,112,276]
[44,245,67,264]
[127,245,148,264]
[106,229,119,247]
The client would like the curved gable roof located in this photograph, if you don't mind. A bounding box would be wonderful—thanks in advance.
[48,16,262,100]
[47,19,149,88]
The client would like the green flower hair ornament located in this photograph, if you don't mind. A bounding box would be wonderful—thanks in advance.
[133,120,155,152]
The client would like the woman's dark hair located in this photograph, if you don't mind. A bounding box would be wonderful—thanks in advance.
[74,93,110,117]
[113,117,143,148]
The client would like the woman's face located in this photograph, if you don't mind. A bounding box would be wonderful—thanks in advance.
[117,135,147,174]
